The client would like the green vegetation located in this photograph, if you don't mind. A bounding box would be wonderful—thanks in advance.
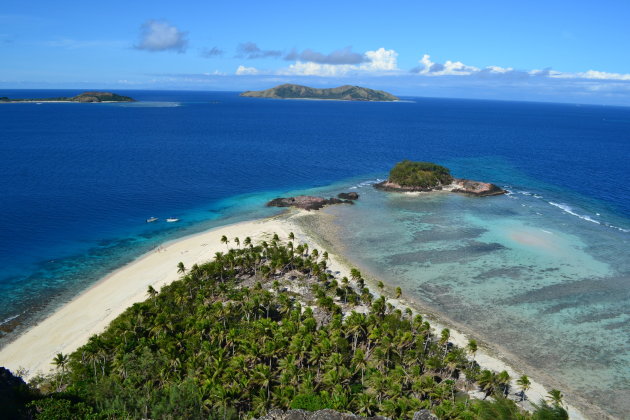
[388,160,454,188]
[9,235,567,419]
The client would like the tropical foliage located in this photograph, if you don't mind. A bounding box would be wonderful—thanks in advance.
[15,235,567,419]
[388,160,453,188]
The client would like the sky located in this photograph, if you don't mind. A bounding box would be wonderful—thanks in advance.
[2,0,630,105]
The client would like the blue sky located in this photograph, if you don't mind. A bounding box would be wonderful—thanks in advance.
[2,0,630,105]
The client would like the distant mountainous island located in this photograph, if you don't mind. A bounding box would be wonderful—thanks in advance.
[0,91,135,103]
[241,84,399,101]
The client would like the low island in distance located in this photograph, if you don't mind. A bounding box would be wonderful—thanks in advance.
[0,91,136,103]
[375,160,506,196]
[240,83,399,101]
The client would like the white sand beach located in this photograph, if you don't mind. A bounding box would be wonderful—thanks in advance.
[0,216,296,379]
[0,211,586,419]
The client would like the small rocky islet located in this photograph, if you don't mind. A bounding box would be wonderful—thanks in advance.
[374,160,506,196]
[266,161,504,211]
[267,192,359,211]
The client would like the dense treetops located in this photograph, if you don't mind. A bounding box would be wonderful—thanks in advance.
[241,84,399,101]
[388,160,454,188]
[8,235,567,419]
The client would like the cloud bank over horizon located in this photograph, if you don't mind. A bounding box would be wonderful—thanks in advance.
[3,13,630,106]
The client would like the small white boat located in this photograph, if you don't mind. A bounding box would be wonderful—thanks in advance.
[166,218,179,223]
[146,217,158,223]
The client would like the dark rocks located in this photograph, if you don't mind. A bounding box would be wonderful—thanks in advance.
[337,192,359,200]
[255,409,389,420]
[450,178,506,196]
[374,179,505,197]
[267,193,358,211]
[374,180,435,192]
[412,410,438,420]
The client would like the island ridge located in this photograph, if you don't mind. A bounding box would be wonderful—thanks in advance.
[241,84,399,101]
[0,91,135,103]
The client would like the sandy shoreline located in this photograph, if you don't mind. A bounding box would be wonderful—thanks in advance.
[0,216,295,378]
[0,211,588,419]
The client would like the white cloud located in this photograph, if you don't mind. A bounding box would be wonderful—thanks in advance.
[415,53,630,84]
[416,54,479,76]
[135,20,188,53]
[484,65,514,74]
[279,62,353,76]
[363,48,398,71]
[279,48,399,77]
[236,65,259,75]
[203,70,226,76]
[574,70,630,81]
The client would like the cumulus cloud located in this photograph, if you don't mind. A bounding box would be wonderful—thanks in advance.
[364,48,399,71]
[414,54,479,76]
[135,20,188,53]
[236,42,282,59]
[411,54,630,84]
[279,47,399,77]
[200,47,224,58]
[235,65,259,75]
[284,47,365,65]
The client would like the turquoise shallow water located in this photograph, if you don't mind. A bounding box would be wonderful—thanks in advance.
[1,91,629,417]
[309,174,629,418]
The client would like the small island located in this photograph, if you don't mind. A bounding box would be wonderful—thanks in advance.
[375,160,506,196]
[0,91,135,103]
[267,192,359,210]
[241,84,399,101]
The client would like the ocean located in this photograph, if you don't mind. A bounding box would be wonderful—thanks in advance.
[1,90,629,417]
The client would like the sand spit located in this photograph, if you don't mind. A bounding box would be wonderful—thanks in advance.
[0,211,587,418]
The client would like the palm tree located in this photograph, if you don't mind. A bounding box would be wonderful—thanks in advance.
[234,237,240,248]
[288,232,295,241]
[52,352,69,373]
[497,370,511,397]
[516,375,531,401]
[147,285,158,301]
[477,369,497,399]
[466,339,478,367]
[377,281,384,291]
[439,328,450,355]
[395,286,402,299]
[221,235,229,249]
[547,389,565,407]
[177,261,186,274]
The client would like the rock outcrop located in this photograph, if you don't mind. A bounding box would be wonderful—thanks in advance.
[267,194,357,211]
[450,178,506,196]
[337,192,359,200]
[374,178,505,197]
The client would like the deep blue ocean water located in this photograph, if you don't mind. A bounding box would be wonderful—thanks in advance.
[1,90,629,415]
